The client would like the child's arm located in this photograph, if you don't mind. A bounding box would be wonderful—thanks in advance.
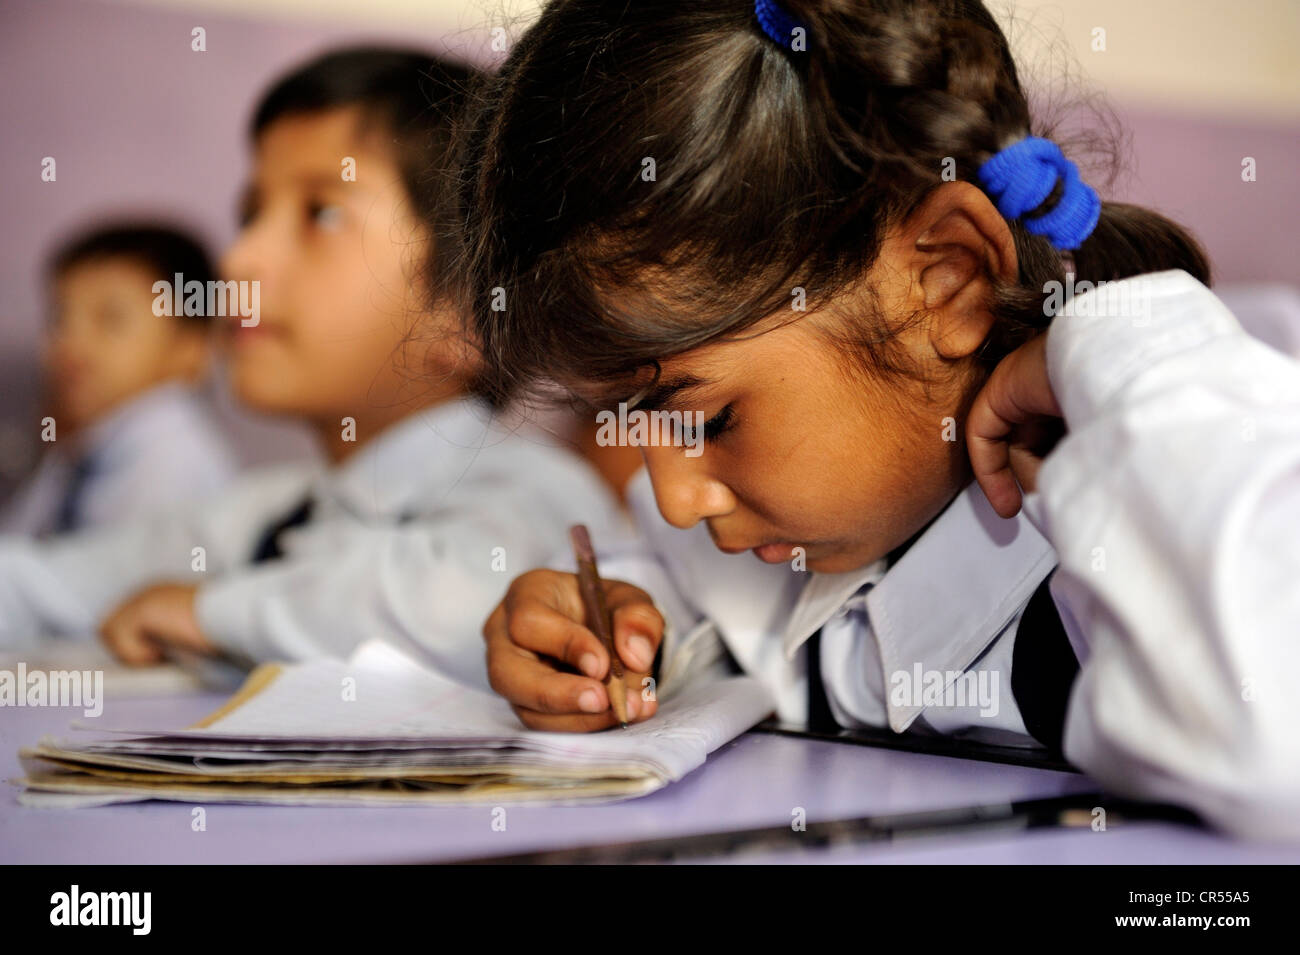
[976,269,1300,839]
[0,521,210,649]
[184,471,637,690]
[0,470,299,649]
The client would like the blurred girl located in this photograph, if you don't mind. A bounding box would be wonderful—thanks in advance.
[0,47,624,690]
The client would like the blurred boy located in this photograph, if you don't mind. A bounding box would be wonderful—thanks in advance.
[0,225,237,535]
[0,48,625,688]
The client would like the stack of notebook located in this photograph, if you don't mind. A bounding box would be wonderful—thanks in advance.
[15,640,776,808]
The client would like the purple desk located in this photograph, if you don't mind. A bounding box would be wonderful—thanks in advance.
[3,693,1297,864]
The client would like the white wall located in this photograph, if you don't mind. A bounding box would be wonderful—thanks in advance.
[122,0,1300,119]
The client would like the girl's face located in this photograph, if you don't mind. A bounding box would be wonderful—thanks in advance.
[599,184,1015,574]
[221,106,457,434]
[629,313,973,574]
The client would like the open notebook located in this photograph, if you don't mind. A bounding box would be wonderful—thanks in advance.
[15,640,776,808]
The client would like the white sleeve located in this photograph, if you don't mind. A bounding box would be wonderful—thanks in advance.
[80,429,239,528]
[0,470,303,648]
[1020,269,1300,840]
[0,518,212,648]
[195,466,633,693]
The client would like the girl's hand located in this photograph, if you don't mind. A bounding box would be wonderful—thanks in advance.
[483,569,664,731]
[966,332,1066,519]
[100,583,215,664]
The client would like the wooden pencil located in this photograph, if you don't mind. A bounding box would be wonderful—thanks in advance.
[569,524,629,727]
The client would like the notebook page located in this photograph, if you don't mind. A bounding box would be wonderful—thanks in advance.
[199,640,775,779]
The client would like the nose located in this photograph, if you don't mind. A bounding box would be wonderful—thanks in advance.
[642,445,736,529]
[219,227,260,285]
[221,205,286,287]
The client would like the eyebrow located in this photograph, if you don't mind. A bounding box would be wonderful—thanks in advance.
[625,374,713,413]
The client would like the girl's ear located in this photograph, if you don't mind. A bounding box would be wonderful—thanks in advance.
[899,182,1018,361]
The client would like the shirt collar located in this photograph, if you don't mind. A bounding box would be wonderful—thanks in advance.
[780,557,888,661]
[73,382,197,466]
[320,396,501,518]
[781,480,1057,732]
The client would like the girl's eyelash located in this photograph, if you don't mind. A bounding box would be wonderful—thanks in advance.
[701,404,736,442]
[664,404,737,446]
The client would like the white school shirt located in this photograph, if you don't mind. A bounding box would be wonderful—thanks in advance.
[0,383,239,536]
[1024,269,1300,840]
[598,468,1053,739]
[595,269,1300,840]
[0,397,628,689]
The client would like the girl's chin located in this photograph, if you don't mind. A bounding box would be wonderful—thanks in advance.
[229,376,298,416]
[746,541,870,574]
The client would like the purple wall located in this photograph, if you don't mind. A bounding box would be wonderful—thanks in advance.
[1098,105,1297,285]
[1,0,1297,488]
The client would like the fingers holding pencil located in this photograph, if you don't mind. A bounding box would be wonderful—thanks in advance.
[483,567,664,732]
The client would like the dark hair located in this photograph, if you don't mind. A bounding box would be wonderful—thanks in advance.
[49,222,217,326]
[253,46,477,290]
[453,0,1211,403]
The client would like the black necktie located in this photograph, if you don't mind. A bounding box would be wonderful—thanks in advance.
[249,496,315,564]
[805,626,840,732]
[805,568,1080,746]
[1010,568,1080,752]
[52,453,98,534]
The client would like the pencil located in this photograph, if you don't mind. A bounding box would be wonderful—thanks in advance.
[569,524,629,727]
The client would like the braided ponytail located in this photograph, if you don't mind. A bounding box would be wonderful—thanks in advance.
[784,0,1210,329]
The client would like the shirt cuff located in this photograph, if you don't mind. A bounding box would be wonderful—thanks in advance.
[194,572,279,659]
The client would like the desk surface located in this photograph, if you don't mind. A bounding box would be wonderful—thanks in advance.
[3,692,1298,864]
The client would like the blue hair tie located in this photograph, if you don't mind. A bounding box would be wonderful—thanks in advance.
[753,8,1096,250]
[755,0,805,49]
[978,136,1101,250]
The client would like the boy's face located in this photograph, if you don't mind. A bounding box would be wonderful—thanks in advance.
[46,257,207,431]
[221,107,441,424]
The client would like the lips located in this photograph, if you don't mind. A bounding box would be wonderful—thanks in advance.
[712,537,799,563]
[708,521,802,562]
[713,541,751,555]
[752,542,797,564]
